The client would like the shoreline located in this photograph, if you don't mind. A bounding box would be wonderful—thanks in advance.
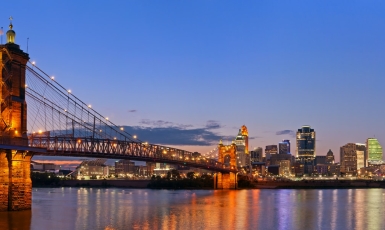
[31,179,385,190]
[253,179,385,189]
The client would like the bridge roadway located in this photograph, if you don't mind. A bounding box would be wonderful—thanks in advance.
[0,136,236,173]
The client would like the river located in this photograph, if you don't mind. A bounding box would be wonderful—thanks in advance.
[0,188,384,230]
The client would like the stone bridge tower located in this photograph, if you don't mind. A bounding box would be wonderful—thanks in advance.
[0,18,32,211]
[214,140,238,189]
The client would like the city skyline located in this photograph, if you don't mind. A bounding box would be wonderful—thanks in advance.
[2,1,385,165]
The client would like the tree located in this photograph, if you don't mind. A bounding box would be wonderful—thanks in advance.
[187,172,195,180]
[167,169,181,180]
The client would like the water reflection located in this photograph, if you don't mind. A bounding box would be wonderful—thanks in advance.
[0,210,31,229]
[1,188,385,229]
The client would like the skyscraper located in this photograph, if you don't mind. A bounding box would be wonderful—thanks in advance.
[234,125,249,168]
[340,143,365,176]
[250,147,263,163]
[296,125,316,161]
[296,125,316,175]
[279,141,290,154]
[282,139,291,154]
[356,143,366,170]
[265,145,278,160]
[366,138,383,164]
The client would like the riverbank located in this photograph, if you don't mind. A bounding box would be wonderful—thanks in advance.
[253,180,385,189]
[59,179,151,188]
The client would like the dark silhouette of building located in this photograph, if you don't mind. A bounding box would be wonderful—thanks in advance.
[265,145,278,160]
[315,156,327,165]
[282,140,291,154]
[279,141,290,154]
[250,147,263,163]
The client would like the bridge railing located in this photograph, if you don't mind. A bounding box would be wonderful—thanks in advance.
[0,136,28,146]
[28,136,235,172]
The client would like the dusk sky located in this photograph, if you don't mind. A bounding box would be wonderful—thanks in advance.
[2,1,385,165]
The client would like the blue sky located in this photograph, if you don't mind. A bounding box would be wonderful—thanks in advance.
[2,1,385,163]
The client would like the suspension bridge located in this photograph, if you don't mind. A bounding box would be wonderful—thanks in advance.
[0,21,238,211]
[24,63,233,173]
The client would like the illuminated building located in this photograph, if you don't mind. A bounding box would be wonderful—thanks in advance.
[340,143,365,176]
[265,145,278,160]
[115,160,135,176]
[278,142,289,154]
[315,164,328,176]
[31,161,60,172]
[296,125,316,174]
[356,143,366,170]
[279,160,291,176]
[366,138,383,164]
[75,159,108,179]
[251,162,266,177]
[250,147,263,163]
[293,162,305,176]
[296,125,316,160]
[326,149,335,164]
[279,140,291,153]
[270,153,293,166]
[234,125,249,168]
[328,164,340,176]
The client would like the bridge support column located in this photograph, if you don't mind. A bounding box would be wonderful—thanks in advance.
[0,150,32,211]
[0,151,9,211]
[215,172,237,189]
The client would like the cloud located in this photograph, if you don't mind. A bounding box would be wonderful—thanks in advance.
[128,110,137,113]
[119,119,228,146]
[123,126,223,146]
[276,130,296,137]
[139,119,193,129]
[205,120,222,129]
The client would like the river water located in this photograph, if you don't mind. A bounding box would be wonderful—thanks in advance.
[1,188,385,230]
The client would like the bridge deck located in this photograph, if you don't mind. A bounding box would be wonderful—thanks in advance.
[0,137,237,173]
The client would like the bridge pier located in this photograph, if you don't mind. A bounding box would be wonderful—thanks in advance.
[0,20,31,211]
[0,150,32,211]
[214,172,238,189]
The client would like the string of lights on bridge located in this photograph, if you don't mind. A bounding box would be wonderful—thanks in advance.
[26,61,142,143]
[24,60,237,172]
[26,61,225,159]
[202,147,219,160]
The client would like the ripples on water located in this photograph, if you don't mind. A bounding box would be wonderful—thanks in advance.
[0,188,384,230]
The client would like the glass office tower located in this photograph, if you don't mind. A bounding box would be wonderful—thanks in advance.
[366,138,383,164]
[296,125,316,161]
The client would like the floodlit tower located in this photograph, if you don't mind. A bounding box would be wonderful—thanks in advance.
[234,125,249,168]
[366,138,383,164]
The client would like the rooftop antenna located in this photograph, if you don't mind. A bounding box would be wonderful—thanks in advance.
[27,37,29,52]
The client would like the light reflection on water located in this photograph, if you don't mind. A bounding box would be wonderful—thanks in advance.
[0,188,384,230]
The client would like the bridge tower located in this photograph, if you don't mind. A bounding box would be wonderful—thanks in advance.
[214,140,238,189]
[0,18,32,211]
